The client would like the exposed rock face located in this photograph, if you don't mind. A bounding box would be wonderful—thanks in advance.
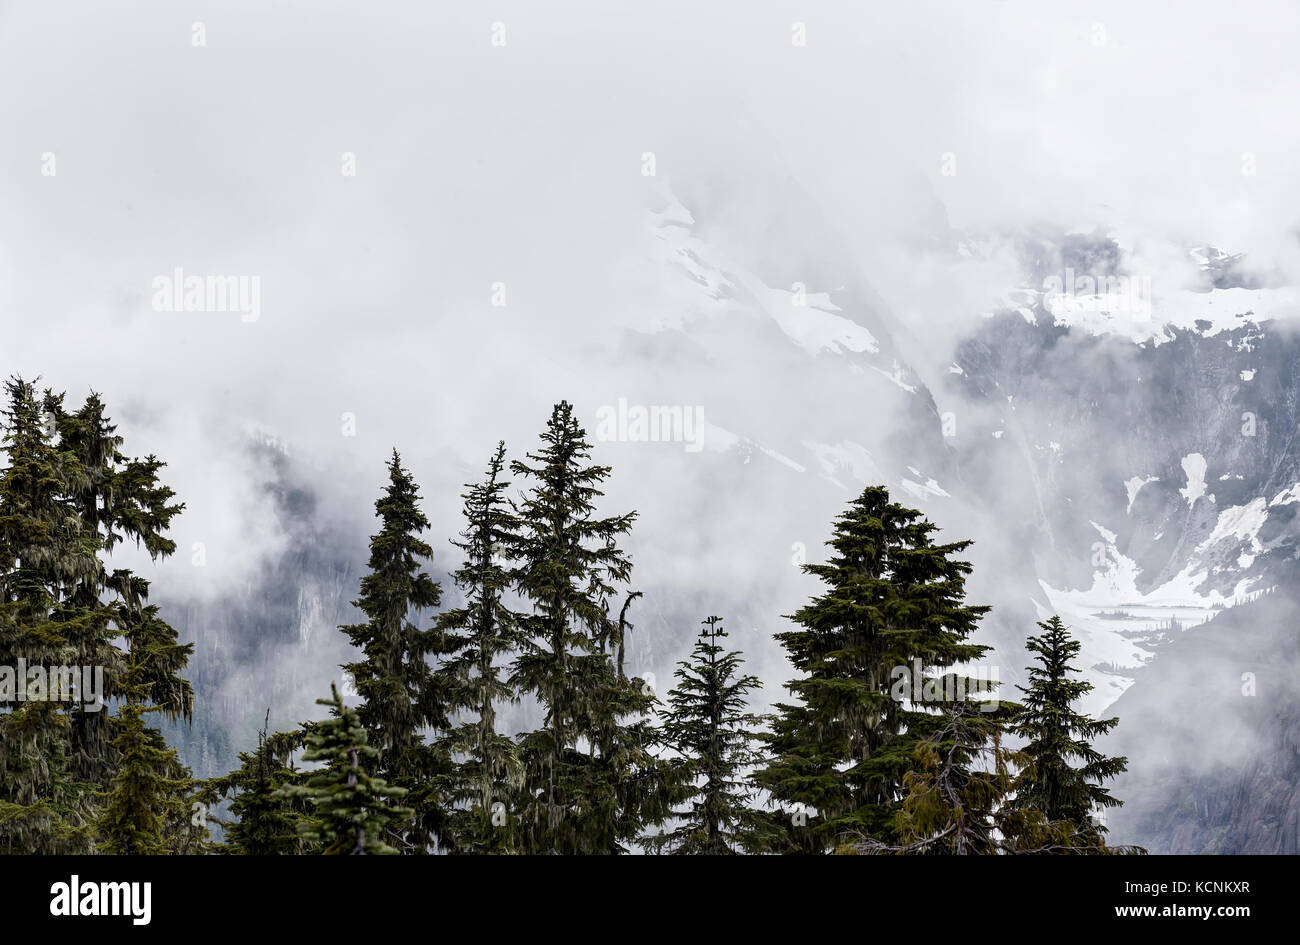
[161,447,362,779]
[950,307,1300,599]
[947,284,1300,853]
[1102,587,1300,854]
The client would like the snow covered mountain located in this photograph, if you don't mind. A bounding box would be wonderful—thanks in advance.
[636,173,1300,711]
[629,177,1300,854]
[948,231,1300,707]
[166,162,1300,853]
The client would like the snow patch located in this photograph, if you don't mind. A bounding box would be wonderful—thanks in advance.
[1270,483,1300,507]
[869,361,917,394]
[805,441,881,487]
[1039,526,1259,713]
[767,288,879,356]
[1195,498,1267,561]
[698,421,805,473]
[1178,453,1209,508]
[900,467,951,502]
[1124,475,1158,514]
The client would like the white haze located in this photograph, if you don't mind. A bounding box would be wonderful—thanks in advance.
[3,1,1299,774]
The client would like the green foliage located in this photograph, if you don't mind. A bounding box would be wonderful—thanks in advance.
[851,617,1147,856]
[48,389,187,792]
[509,402,677,853]
[754,486,992,853]
[203,713,309,855]
[5,372,1156,859]
[338,451,450,851]
[1007,615,1139,853]
[849,702,1018,854]
[0,377,195,854]
[434,443,527,853]
[94,705,194,854]
[0,378,96,852]
[646,616,763,854]
[95,644,201,855]
[852,697,1144,856]
[278,684,412,855]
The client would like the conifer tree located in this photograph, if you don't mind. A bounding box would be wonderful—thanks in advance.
[850,701,1015,855]
[0,377,97,853]
[46,390,190,791]
[279,684,413,855]
[94,638,198,855]
[339,451,449,851]
[854,690,1143,856]
[510,402,676,853]
[646,616,763,854]
[0,378,195,853]
[435,443,527,853]
[754,486,992,853]
[1007,615,1132,850]
[204,713,309,855]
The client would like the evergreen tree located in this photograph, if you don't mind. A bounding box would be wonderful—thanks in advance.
[646,616,763,854]
[204,712,309,855]
[47,390,189,791]
[0,378,195,853]
[0,377,97,853]
[1007,615,1132,851]
[435,443,527,853]
[753,486,992,853]
[510,401,676,853]
[850,701,1015,855]
[94,639,198,855]
[339,451,449,852]
[854,692,1143,856]
[279,684,412,855]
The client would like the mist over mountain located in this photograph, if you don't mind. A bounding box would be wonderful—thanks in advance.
[140,162,1300,854]
[1102,586,1300,854]
[4,0,1300,857]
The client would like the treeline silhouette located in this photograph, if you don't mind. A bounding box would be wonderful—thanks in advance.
[0,378,1140,855]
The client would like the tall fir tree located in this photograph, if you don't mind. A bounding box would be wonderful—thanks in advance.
[754,486,992,853]
[0,378,98,853]
[339,450,450,852]
[1007,615,1132,852]
[49,391,189,785]
[510,401,676,853]
[0,378,196,853]
[278,684,413,855]
[434,443,527,853]
[646,616,763,854]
